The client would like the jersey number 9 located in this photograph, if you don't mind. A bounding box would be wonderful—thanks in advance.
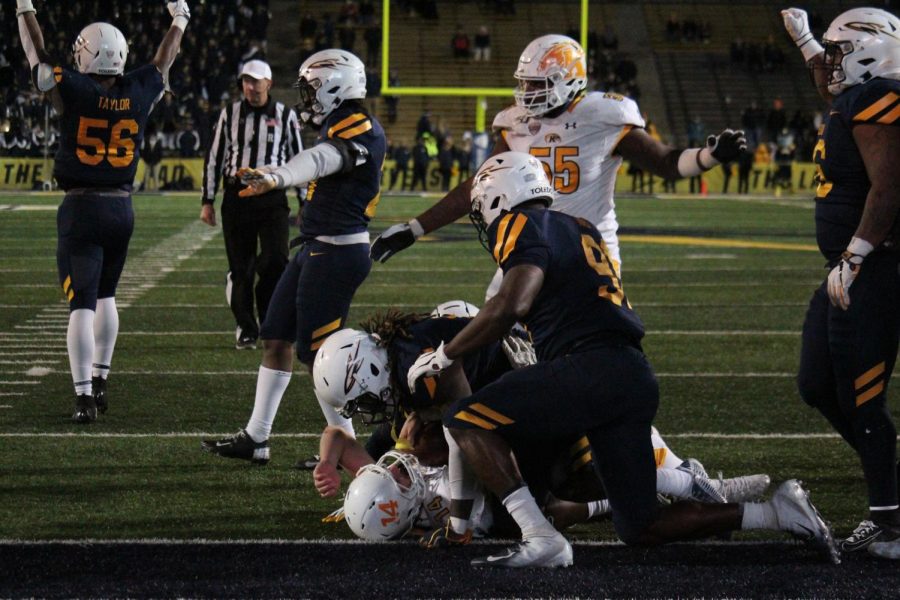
[76,117,139,168]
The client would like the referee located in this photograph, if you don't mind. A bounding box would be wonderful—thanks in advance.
[201,59,303,349]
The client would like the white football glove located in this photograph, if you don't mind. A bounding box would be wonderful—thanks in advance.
[781,8,823,62]
[826,237,873,310]
[167,0,190,30]
[501,335,536,369]
[407,341,454,392]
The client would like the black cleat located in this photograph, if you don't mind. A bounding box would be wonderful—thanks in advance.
[293,454,321,470]
[92,376,108,414]
[235,334,258,350]
[201,429,270,465]
[72,394,97,424]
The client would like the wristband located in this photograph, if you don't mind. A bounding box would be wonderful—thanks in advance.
[847,236,874,257]
[409,218,425,239]
[394,438,413,452]
[16,0,36,16]
[172,15,189,31]
[677,148,716,178]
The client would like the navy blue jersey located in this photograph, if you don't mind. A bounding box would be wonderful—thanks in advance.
[813,78,900,260]
[487,208,644,360]
[391,316,510,412]
[301,103,386,237]
[53,64,164,191]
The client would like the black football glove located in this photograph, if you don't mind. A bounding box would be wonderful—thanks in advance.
[370,221,421,263]
[706,129,747,163]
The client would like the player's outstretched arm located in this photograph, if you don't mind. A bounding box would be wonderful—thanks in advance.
[781,8,831,103]
[152,1,190,77]
[237,142,348,197]
[16,1,63,113]
[314,425,374,498]
[370,135,511,263]
[617,127,746,181]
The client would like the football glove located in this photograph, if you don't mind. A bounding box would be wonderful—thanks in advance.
[781,8,823,62]
[826,237,873,310]
[321,506,346,524]
[706,129,747,163]
[407,341,453,392]
[419,523,473,549]
[370,219,424,263]
[167,0,191,30]
[502,335,537,369]
[237,167,280,197]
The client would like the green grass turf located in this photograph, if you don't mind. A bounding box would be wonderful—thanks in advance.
[0,191,897,541]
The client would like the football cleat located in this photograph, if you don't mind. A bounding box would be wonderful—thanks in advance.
[677,459,726,503]
[201,429,270,465]
[841,519,883,552]
[712,474,771,503]
[868,527,900,559]
[420,523,473,549]
[770,479,840,564]
[235,334,258,350]
[72,393,97,424]
[293,454,321,470]
[92,376,108,414]
[471,532,573,568]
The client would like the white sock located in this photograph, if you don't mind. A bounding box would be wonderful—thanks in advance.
[651,426,683,469]
[655,467,694,498]
[67,309,95,396]
[741,502,779,530]
[587,499,611,518]
[502,485,556,539]
[92,297,118,379]
[245,366,292,442]
[317,392,355,438]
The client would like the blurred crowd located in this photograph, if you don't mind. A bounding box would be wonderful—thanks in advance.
[0,0,270,159]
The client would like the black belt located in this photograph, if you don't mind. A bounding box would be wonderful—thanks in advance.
[66,187,130,197]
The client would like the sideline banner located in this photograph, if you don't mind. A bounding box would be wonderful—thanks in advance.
[0,157,819,196]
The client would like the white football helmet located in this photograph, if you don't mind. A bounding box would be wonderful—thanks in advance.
[431,300,480,319]
[312,328,395,424]
[73,23,129,76]
[821,7,900,95]
[344,451,426,541]
[470,151,554,246]
[295,49,367,124]
[514,34,587,117]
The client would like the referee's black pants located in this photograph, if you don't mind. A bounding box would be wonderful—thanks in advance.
[221,185,289,339]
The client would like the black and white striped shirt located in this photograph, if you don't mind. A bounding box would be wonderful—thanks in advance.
[202,98,302,202]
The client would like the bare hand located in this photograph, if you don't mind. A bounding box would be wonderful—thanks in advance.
[313,461,342,498]
[200,203,216,226]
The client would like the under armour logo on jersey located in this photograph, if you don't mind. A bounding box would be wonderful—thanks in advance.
[565,122,577,129]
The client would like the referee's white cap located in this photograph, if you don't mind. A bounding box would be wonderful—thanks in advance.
[240,59,272,81]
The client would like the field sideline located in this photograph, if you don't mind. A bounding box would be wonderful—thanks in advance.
[1,191,898,596]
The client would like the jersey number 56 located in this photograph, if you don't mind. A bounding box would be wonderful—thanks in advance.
[76,117,139,168]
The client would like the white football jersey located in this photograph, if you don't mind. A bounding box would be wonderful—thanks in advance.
[415,464,492,537]
[493,91,644,261]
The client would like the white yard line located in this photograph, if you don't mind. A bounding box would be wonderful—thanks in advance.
[0,369,795,378]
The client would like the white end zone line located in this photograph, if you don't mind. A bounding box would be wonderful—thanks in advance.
[0,432,841,439]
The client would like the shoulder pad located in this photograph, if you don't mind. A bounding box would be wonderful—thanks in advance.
[492,105,529,133]
[577,91,645,128]
[843,78,900,125]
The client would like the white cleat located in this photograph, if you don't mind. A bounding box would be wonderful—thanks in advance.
[677,459,726,503]
[471,532,573,568]
[770,479,840,564]
[713,474,771,503]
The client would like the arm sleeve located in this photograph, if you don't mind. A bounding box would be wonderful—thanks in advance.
[201,107,228,204]
[272,142,346,188]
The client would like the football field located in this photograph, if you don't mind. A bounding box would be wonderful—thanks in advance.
[1,191,899,597]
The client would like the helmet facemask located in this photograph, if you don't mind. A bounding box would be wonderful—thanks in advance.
[822,40,854,94]
[295,75,326,124]
[339,386,396,425]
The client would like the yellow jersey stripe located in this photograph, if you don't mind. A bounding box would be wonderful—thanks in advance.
[337,120,373,139]
[569,436,590,455]
[877,103,900,124]
[62,275,72,294]
[853,92,899,121]
[423,376,437,399]
[327,113,368,137]
[567,92,586,112]
[571,451,593,469]
[469,403,515,425]
[454,410,497,430]
[654,447,668,469]
[312,318,342,340]
[66,289,74,301]
[310,337,326,351]
[855,362,885,390]
[364,193,381,218]
[492,214,515,263]
[857,381,885,407]
[499,213,528,264]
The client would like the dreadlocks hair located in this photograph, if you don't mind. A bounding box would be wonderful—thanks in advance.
[359,309,430,353]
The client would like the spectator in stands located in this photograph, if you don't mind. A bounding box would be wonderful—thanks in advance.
[339,0,360,26]
[665,12,681,43]
[600,25,619,52]
[359,0,376,26]
[300,12,317,41]
[389,140,411,191]
[319,13,336,49]
[766,97,787,143]
[339,22,356,53]
[773,128,795,195]
[29,123,54,158]
[451,26,470,59]
[763,35,785,71]
[737,148,753,194]
[364,18,381,65]
[410,136,429,191]
[741,100,764,148]
[746,40,763,72]
[365,66,381,115]
[474,26,491,61]
[416,109,433,138]
[455,132,472,181]
[142,126,164,192]
[384,71,399,124]
[177,121,201,158]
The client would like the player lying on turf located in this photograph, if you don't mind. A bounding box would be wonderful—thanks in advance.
[403,151,840,566]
